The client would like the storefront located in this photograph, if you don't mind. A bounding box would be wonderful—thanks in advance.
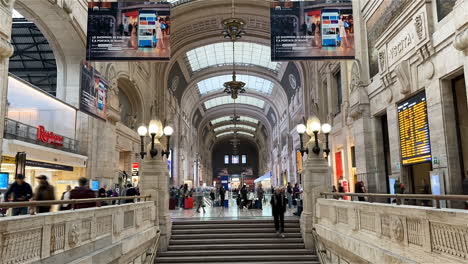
[1,76,88,198]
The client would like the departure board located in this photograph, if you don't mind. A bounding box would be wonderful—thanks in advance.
[398,92,432,165]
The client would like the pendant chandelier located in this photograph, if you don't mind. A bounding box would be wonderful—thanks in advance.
[230,100,240,154]
[222,0,246,100]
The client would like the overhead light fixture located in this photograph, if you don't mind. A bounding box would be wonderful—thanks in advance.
[223,0,247,100]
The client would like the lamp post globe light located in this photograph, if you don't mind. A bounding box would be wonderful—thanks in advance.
[162,126,174,158]
[296,124,308,157]
[137,120,173,159]
[297,118,332,158]
[137,125,148,159]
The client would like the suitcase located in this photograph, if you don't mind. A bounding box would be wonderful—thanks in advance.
[169,198,176,210]
[254,200,261,209]
[224,200,229,208]
[184,197,193,209]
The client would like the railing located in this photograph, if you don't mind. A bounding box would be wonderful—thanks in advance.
[0,195,150,210]
[315,196,468,263]
[0,197,157,264]
[321,192,468,208]
[311,228,330,264]
[4,118,80,154]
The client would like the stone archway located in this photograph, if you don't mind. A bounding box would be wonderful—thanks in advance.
[14,0,86,106]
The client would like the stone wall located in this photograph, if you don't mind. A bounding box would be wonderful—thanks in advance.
[0,202,158,264]
[315,198,468,264]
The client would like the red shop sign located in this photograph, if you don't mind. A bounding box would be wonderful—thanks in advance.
[37,125,64,146]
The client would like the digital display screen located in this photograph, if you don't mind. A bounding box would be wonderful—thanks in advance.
[398,92,432,165]
[270,0,354,61]
[91,180,99,191]
[0,172,8,190]
[86,1,171,61]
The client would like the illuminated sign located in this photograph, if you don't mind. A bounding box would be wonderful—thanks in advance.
[37,125,64,146]
[131,163,139,176]
[296,151,303,173]
[398,92,432,165]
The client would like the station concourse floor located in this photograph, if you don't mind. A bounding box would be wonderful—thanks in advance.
[169,197,298,219]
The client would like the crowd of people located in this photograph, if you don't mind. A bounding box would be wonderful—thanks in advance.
[1,174,140,217]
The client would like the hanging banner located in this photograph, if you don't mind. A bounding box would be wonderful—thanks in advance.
[86,1,171,61]
[80,61,109,120]
[271,0,354,61]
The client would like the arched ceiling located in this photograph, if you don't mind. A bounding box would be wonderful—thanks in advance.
[166,0,305,152]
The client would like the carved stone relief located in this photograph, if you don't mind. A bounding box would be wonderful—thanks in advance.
[395,59,411,95]
[0,0,12,7]
[391,216,404,242]
[68,223,80,247]
[414,15,424,41]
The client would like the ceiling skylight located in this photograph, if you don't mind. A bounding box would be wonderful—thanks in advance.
[238,132,255,137]
[197,74,274,95]
[236,125,257,131]
[186,42,280,73]
[239,116,259,124]
[216,132,234,138]
[214,125,235,132]
[211,116,259,126]
[204,96,265,110]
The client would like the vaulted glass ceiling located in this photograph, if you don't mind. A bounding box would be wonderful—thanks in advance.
[211,116,259,125]
[215,131,254,138]
[214,124,235,132]
[197,74,274,95]
[204,96,265,110]
[186,42,280,73]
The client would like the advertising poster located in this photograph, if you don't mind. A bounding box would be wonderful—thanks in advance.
[86,1,171,61]
[271,0,354,61]
[0,172,8,190]
[80,61,109,120]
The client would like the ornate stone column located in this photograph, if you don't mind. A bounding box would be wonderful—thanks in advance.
[300,138,329,249]
[139,133,171,251]
[0,0,15,158]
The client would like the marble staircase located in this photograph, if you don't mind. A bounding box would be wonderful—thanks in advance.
[156,218,319,264]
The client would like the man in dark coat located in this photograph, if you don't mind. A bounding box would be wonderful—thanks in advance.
[70,177,96,209]
[3,174,33,216]
[219,186,226,207]
[125,183,137,203]
[33,175,55,213]
[271,187,288,238]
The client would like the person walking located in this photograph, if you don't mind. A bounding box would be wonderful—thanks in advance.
[240,185,248,209]
[60,185,72,211]
[257,184,264,210]
[355,181,366,202]
[70,177,96,209]
[293,183,300,207]
[98,184,108,206]
[3,174,33,216]
[125,183,137,203]
[219,185,226,208]
[271,187,288,238]
[286,182,293,209]
[195,185,206,213]
[32,175,55,214]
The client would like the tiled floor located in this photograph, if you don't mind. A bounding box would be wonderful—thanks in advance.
[170,198,299,219]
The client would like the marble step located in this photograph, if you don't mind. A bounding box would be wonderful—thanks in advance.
[172,228,301,235]
[156,255,319,263]
[172,219,300,225]
[156,260,320,264]
[169,238,304,245]
[170,232,302,240]
[172,223,300,229]
[158,249,313,257]
[168,243,306,251]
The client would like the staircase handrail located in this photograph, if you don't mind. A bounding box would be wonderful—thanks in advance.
[311,227,330,264]
[148,230,161,264]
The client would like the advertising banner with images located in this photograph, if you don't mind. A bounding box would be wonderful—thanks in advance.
[86,1,171,61]
[80,61,109,120]
[271,0,354,61]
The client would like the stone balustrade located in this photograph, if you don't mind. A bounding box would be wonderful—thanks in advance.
[0,202,158,264]
[315,198,468,264]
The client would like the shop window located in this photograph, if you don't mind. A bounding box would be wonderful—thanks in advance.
[241,155,247,164]
[224,155,229,164]
[436,0,456,21]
